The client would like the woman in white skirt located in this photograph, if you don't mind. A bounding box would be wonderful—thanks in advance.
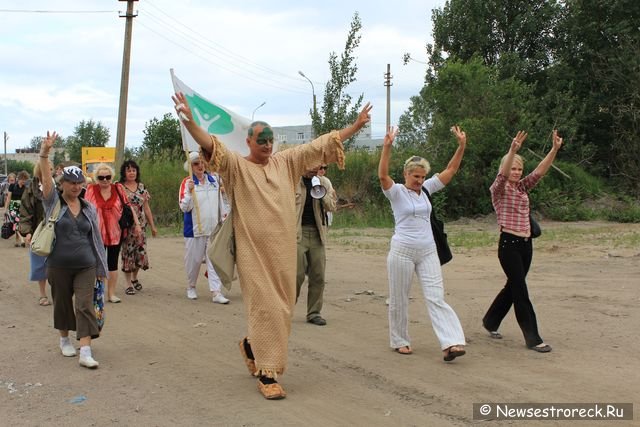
[378,126,467,362]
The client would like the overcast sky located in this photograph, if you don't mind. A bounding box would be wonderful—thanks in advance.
[0,0,442,152]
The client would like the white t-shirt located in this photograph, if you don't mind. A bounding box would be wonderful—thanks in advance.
[382,175,445,249]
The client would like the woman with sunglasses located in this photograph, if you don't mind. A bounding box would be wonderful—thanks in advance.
[378,126,467,362]
[85,164,141,303]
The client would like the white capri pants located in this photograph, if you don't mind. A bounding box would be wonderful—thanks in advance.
[387,240,465,350]
[184,236,223,292]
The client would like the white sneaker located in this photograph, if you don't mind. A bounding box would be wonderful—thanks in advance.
[212,293,230,304]
[79,354,99,369]
[60,341,76,357]
[187,287,198,300]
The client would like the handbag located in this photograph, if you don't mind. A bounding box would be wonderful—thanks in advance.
[1,214,14,239]
[207,190,235,290]
[94,279,105,332]
[529,213,542,238]
[423,187,453,265]
[115,184,135,230]
[30,199,61,256]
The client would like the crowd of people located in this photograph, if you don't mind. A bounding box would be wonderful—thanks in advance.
[0,96,564,400]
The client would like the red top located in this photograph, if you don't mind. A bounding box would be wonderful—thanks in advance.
[84,183,127,246]
[490,172,541,234]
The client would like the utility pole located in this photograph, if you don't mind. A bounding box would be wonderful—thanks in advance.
[3,132,8,175]
[115,0,138,173]
[384,64,393,131]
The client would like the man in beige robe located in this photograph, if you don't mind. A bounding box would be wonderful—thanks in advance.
[172,91,371,400]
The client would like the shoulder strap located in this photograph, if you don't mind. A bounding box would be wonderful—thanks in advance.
[114,183,127,205]
[50,198,62,222]
[422,185,432,201]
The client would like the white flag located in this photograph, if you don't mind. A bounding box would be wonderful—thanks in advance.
[171,69,252,155]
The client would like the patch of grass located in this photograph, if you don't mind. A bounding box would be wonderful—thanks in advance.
[448,230,496,249]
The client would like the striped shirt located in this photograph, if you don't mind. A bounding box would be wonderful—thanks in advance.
[490,172,541,233]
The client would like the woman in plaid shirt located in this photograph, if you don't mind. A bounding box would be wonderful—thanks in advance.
[482,130,564,353]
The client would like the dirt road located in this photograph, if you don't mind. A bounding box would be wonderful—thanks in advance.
[1,221,639,426]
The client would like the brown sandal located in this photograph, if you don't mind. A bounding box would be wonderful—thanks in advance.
[38,296,51,306]
[394,346,412,355]
[257,380,286,400]
[443,346,466,362]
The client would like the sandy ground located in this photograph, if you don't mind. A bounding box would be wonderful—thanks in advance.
[1,219,639,426]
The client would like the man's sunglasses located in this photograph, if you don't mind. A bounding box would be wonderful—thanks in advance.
[97,175,112,181]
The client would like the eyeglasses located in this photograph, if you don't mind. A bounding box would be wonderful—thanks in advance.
[256,137,274,145]
[97,175,112,181]
[319,166,328,170]
[409,156,424,162]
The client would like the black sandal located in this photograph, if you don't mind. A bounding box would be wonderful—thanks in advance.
[125,286,136,295]
[132,280,142,291]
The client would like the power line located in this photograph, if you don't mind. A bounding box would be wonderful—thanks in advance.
[143,1,307,84]
[138,12,308,93]
[136,20,308,95]
[0,9,115,14]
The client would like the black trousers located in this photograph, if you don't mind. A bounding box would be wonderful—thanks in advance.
[482,232,543,348]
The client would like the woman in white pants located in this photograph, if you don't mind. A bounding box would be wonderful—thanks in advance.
[378,126,467,362]
[179,152,230,304]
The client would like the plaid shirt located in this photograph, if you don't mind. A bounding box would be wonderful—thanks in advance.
[490,172,541,233]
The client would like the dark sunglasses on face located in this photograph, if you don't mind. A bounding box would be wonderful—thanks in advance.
[319,166,328,170]
[97,175,112,181]
[256,137,274,145]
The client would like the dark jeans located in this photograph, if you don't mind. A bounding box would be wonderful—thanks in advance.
[482,232,543,347]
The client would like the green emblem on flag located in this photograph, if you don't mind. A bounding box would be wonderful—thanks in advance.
[186,94,234,135]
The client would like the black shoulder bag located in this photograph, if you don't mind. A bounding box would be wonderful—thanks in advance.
[115,184,135,230]
[423,187,453,265]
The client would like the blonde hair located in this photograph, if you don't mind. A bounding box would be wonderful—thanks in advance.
[93,163,115,178]
[499,154,524,171]
[403,155,431,175]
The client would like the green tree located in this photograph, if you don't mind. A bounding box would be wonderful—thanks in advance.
[140,113,182,158]
[65,120,110,162]
[555,0,640,194]
[311,12,364,149]
[399,58,537,217]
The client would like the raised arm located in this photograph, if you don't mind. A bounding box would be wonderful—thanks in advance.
[172,92,214,154]
[499,130,528,176]
[338,103,372,142]
[533,130,564,177]
[437,125,467,185]
[378,126,398,191]
[38,131,57,199]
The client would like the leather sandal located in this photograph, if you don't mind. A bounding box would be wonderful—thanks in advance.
[443,346,466,362]
[257,380,286,400]
[394,346,412,355]
[125,286,136,295]
[132,280,142,291]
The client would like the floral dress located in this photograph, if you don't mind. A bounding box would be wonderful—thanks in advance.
[121,183,151,272]
[7,183,26,232]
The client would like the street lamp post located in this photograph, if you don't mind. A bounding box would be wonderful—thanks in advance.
[252,101,266,121]
[298,70,317,118]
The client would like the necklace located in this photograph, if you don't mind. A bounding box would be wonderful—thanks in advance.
[408,189,429,222]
